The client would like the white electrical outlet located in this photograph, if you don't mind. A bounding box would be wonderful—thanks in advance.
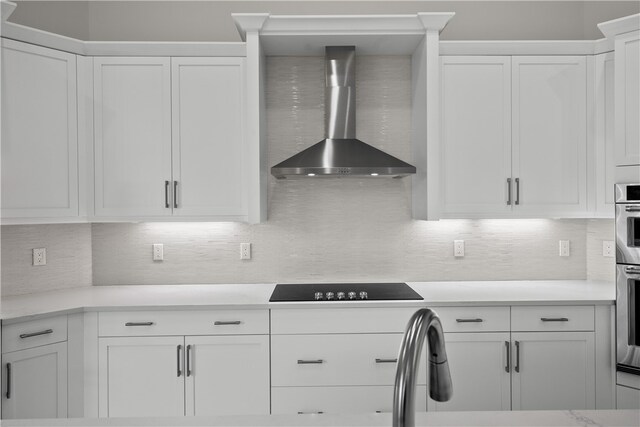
[602,241,614,258]
[559,240,570,257]
[153,244,164,261]
[454,240,465,257]
[240,243,251,260]
[32,248,46,266]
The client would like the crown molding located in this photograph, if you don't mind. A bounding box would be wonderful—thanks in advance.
[1,1,16,23]
[598,13,640,39]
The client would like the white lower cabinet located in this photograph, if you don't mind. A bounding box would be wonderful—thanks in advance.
[511,332,595,410]
[97,310,270,418]
[1,342,68,419]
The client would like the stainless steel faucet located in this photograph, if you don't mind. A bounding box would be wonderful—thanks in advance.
[392,308,453,427]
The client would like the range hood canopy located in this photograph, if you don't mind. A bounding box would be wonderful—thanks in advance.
[271,46,417,179]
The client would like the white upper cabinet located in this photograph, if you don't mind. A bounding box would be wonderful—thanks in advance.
[594,53,616,216]
[615,30,640,166]
[93,57,173,218]
[441,55,588,218]
[1,39,78,221]
[441,56,512,217]
[171,58,246,218]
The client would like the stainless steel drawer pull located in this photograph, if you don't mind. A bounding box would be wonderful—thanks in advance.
[297,411,323,415]
[177,345,182,377]
[455,318,483,323]
[375,358,398,364]
[19,329,53,339]
[164,180,170,208]
[214,321,242,326]
[297,359,324,364]
[173,181,178,208]
[626,267,640,275]
[5,363,10,399]
[540,317,569,322]
[515,178,520,205]
[507,178,512,205]
[515,341,520,373]
[186,345,192,377]
[504,341,510,373]
[625,206,640,212]
[125,322,154,327]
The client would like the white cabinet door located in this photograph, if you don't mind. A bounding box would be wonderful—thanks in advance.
[594,53,616,215]
[615,30,640,166]
[184,335,269,416]
[428,333,511,411]
[171,58,247,219]
[511,332,595,410]
[440,57,512,217]
[512,57,587,216]
[98,336,184,417]
[1,342,67,419]
[1,39,78,220]
[93,57,172,218]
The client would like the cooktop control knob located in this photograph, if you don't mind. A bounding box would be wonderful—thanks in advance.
[359,291,368,300]
[348,291,357,300]
[337,292,346,300]
[314,292,324,301]
[326,292,335,300]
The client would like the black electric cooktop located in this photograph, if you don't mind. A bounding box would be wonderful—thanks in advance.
[269,282,423,302]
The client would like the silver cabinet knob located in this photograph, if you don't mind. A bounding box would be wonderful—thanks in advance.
[337,292,346,300]
[359,291,368,300]
[314,292,324,301]
[326,292,335,300]
[348,292,357,300]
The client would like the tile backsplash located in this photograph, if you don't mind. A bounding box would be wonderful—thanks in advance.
[0,56,616,293]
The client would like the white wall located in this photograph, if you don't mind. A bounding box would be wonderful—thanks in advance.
[8,1,640,42]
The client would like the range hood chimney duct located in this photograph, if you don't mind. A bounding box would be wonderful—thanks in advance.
[271,46,417,179]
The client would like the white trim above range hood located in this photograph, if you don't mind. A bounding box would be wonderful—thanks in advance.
[233,12,454,220]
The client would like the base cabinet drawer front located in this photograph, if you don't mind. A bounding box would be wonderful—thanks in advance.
[2,316,68,353]
[616,385,640,409]
[271,334,425,387]
[98,310,269,337]
[432,306,510,333]
[271,308,421,334]
[511,305,594,332]
[185,335,270,416]
[271,385,427,414]
[99,336,186,417]
[511,332,595,410]
[428,333,511,412]
[1,342,68,419]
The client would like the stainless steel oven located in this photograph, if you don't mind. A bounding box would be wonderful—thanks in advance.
[616,183,640,376]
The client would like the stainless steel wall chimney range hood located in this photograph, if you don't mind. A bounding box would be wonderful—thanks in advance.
[271,46,417,179]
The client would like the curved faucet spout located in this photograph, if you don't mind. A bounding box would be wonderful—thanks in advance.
[393,308,452,427]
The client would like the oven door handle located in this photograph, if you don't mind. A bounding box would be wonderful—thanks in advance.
[625,206,640,212]
[626,266,640,275]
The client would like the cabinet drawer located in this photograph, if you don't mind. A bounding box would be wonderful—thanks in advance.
[433,306,510,332]
[511,306,594,331]
[271,308,421,334]
[2,316,67,353]
[271,385,427,414]
[271,334,426,387]
[98,310,268,337]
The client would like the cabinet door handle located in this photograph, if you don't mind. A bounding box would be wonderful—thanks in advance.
[455,318,483,323]
[19,329,53,339]
[515,178,520,205]
[375,358,398,364]
[540,317,569,322]
[515,341,520,373]
[164,180,170,208]
[505,341,510,373]
[214,321,242,326]
[173,181,178,208]
[177,345,182,377]
[5,363,10,399]
[507,178,512,205]
[125,322,154,327]
[186,345,192,377]
[297,411,324,415]
[297,359,324,364]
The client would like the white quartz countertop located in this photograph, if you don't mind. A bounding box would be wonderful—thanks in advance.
[1,410,638,426]
[0,280,615,321]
